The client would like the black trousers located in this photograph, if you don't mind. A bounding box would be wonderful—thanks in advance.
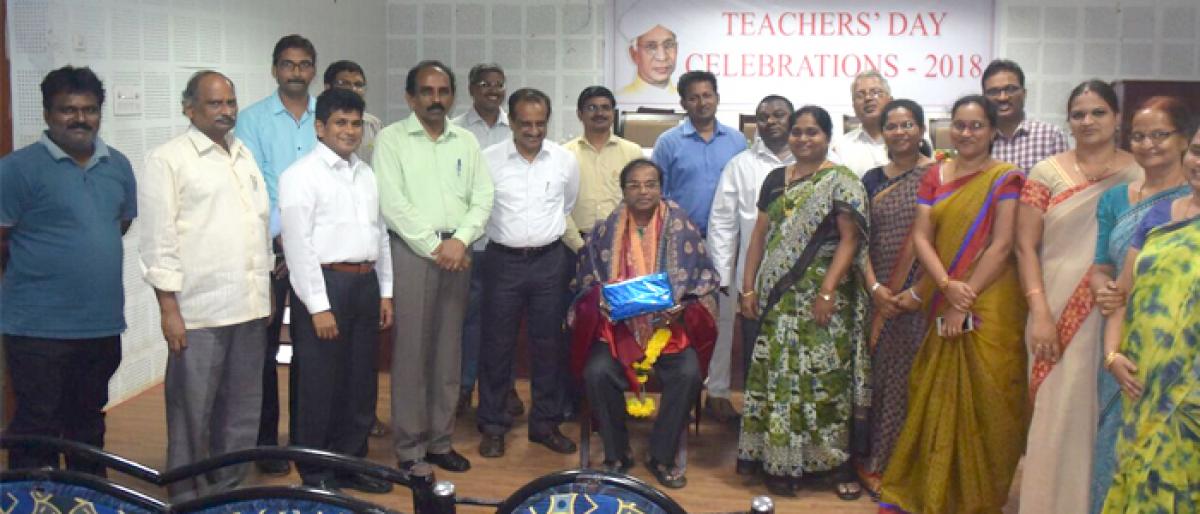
[4,334,121,475]
[258,266,292,447]
[289,268,381,481]
[476,242,570,437]
[583,342,700,464]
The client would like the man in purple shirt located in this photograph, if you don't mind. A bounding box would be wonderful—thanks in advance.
[982,59,1068,173]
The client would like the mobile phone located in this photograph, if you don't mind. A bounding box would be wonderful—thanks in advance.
[936,313,975,335]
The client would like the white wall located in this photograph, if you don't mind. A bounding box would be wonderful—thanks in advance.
[5,0,1197,406]
[5,0,387,405]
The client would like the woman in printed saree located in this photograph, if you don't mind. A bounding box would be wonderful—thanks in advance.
[736,105,870,499]
[1014,80,1140,514]
[569,159,719,490]
[1088,96,1193,514]
[878,95,1028,514]
[1098,116,1200,514]
[859,99,935,497]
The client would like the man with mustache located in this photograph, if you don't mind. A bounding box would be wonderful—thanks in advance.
[476,88,580,459]
[1,66,135,476]
[235,34,319,476]
[278,88,394,494]
[705,95,796,422]
[982,59,1068,173]
[140,71,271,501]
[830,70,894,177]
[373,60,494,479]
[450,63,521,418]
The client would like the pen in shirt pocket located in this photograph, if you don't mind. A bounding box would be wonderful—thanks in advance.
[456,158,462,176]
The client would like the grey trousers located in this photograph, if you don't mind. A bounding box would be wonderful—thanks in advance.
[165,318,267,502]
[390,236,471,462]
[707,293,736,398]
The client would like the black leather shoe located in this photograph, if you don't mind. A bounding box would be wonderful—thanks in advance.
[426,449,471,472]
[479,434,505,458]
[302,476,341,492]
[337,473,394,494]
[505,388,525,417]
[256,459,291,476]
[529,428,577,454]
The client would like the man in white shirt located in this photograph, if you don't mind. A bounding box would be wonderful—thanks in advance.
[139,71,271,502]
[452,63,522,418]
[278,88,394,494]
[830,70,894,177]
[476,88,580,459]
[324,60,383,165]
[705,95,795,421]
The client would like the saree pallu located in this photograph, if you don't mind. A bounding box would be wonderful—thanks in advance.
[1091,185,1191,514]
[879,162,1028,514]
[1101,216,1200,514]
[737,165,870,478]
[1019,160,1137,514]
[864,166,928,478]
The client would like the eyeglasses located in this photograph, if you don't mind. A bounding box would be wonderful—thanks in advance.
[853,88,887,101]
[984,84,1022,98]
[474,80,505,90]
[333,79,367,91]
[951,120,988,133]
[581,104,613,113]
[637,40,677,54]
[276,60,314,72]
[883,120,918,131]
[1129,130,1177,144]
[53,105,101,117]
[623,180,661,191]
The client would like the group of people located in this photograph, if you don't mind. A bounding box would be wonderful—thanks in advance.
[2,30,1198,514]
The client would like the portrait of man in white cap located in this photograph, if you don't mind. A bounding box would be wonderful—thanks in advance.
[618,3,678,98]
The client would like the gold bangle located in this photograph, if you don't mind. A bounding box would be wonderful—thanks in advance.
[740,290,756,298]
[939,276,951,289]
[1104,351,1122,370]
[1025,288,1043,298]
[818,291,834,302]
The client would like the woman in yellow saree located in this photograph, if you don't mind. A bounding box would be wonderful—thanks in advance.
[878,95,1028,514]
[1100,121,1200,514]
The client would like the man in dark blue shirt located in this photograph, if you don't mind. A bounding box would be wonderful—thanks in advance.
[0,66,136,476]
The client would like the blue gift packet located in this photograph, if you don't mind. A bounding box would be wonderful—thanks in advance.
[602,272,675,321]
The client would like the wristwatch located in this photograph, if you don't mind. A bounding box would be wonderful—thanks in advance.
[818,292,834,302]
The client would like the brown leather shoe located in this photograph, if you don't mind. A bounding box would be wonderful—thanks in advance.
[479,434,505,458]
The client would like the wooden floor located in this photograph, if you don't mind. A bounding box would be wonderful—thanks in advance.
[99,367,883,513]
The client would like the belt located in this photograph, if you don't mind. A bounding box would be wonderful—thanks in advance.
[387,229,456,240]
[321,261,376,274]
[487,240,560,258]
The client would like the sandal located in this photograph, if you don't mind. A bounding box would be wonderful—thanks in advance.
[834,464,863,501]
[644,457,687,489]
[602,450,635,474]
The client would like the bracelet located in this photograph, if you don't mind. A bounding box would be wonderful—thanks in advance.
[740,290,756,298]
[1104,351,1123,370]
[818,291,834,302]
[871,282,883,293]
[909,288,922,303]
[939,276,951,289]
[1025,288,1043,298]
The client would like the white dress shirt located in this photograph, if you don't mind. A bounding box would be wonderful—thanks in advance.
[278,143,394,313]
[453,107,512,151]
[706,139,795,288]
[830,127,889,177]
[139,126,271,329]
[482,139,580,248]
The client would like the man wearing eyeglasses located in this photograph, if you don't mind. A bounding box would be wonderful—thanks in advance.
[982,59,1067,173]
[235,33,320,477]
[619,21,679,96]
[830,70,894,177]
[325,60,382,165]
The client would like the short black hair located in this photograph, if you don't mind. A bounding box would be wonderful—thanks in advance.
[677,70,718,100]
[405,60,456,96]
[467,63,505,86]
[1067,79,1119,114]
[879,98,927,132]
[577,86,616,111]
[952,94,999,129]
[619,158,664,188]
[507,88,552,119]
[41,66,106,111]
[181,70,234,107]
[323,60,365,87]
[981,59,1025,89]
[757,95,794,113]
[315,88,365,124]
[789,105,833,138]
[272,34,317,66]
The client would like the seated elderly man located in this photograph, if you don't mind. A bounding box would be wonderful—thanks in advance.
[569,158,718,489]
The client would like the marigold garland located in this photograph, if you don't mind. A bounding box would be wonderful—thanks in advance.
[625,328,672,418]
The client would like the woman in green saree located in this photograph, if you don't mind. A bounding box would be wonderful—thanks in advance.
[736,105,870,499]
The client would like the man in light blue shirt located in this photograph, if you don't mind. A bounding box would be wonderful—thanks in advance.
[651,71,746,236]
[234,34,318,476]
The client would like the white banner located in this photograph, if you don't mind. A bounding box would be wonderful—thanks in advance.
[608,0,996,115]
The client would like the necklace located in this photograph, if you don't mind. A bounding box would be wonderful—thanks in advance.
[1073,148,1116,183]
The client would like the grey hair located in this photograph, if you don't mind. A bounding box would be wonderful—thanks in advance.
[181,70,234,107]
[850,69,891,95]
